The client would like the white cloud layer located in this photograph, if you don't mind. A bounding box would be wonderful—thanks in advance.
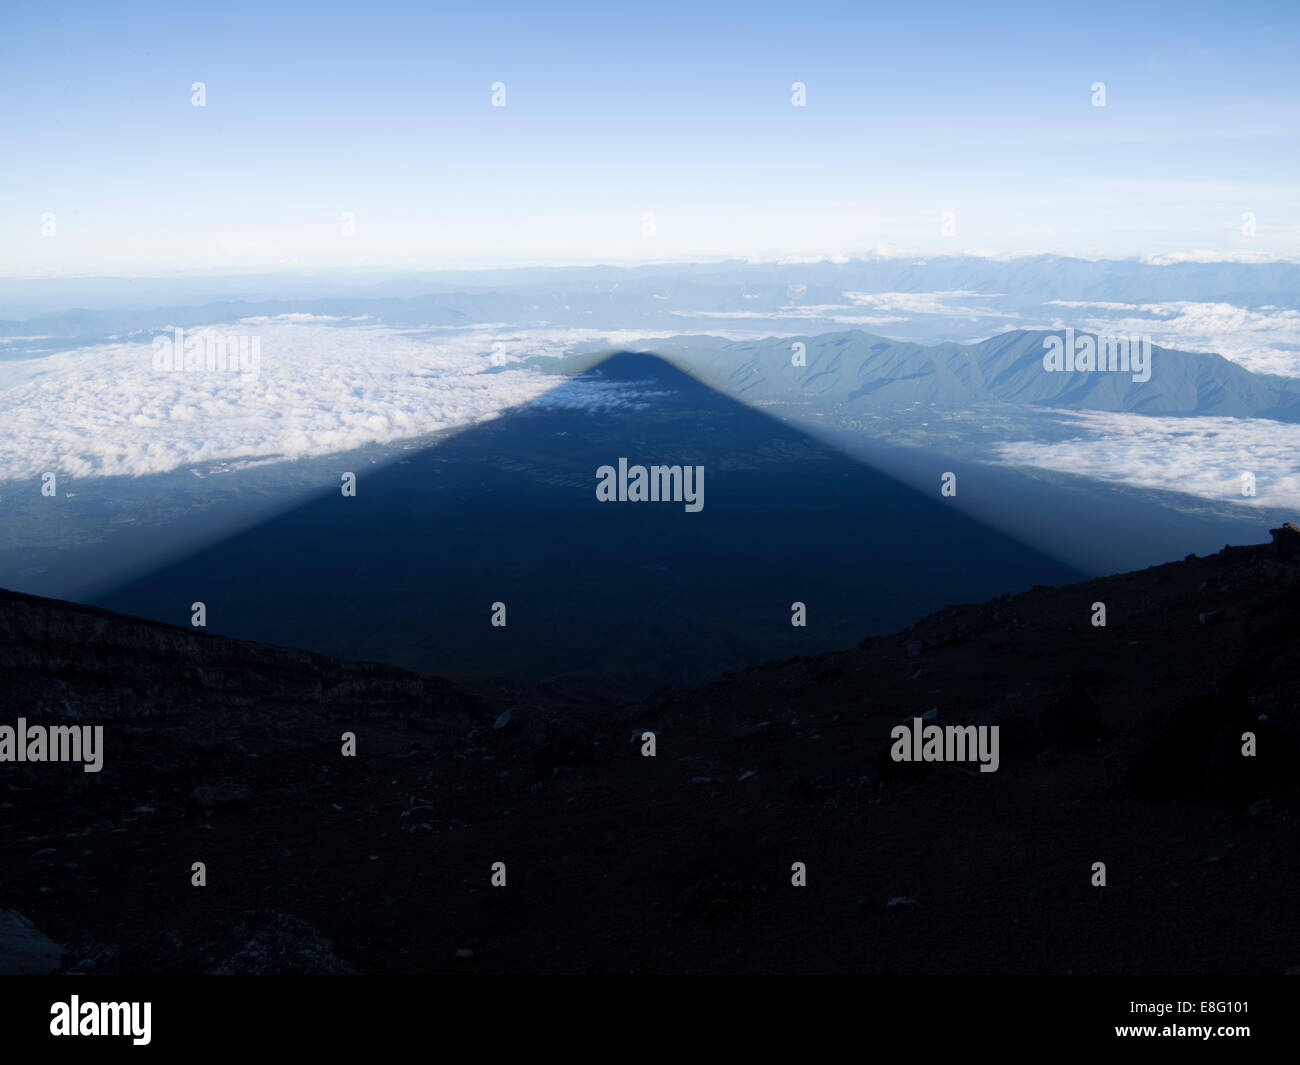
[674,290,1013,327]
[1043,300,1300,377]
[842,290,1011,318]
[0,321,677,481]
[992,409,1300,510]
[670,307,909,326]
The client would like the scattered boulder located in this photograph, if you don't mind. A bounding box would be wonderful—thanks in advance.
[186,783,251,816]
[521,717,551,748]
[0,909,63,974]
[1248,798,1276,820]
[1271,523,1300,560]
[67,936,119,975]
[527,713,594,782]
[493,705,543,731]
[210,912,356,974]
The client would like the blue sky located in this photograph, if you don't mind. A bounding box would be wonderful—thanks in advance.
[2,0,1298,274]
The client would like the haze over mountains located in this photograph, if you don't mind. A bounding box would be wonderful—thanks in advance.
[4,254,1300,374]
[7,253,1300,320]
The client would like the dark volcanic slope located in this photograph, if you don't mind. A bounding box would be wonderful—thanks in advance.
[0,587,479,755]
[3,530,1299,974]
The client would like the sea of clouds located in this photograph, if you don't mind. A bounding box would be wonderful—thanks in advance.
[1043,300,1300,377]
[3,307,1296,512]
[993,409,1300,510]
[0,317,680,481]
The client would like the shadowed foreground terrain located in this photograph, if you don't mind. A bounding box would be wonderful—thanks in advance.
[2,527,1299,974]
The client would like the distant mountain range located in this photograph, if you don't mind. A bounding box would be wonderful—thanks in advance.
[5,254,1300,320]
[543,329,1300,422]
[5,255,1300,355]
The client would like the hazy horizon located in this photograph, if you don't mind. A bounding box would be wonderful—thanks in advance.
[4,1,1299,276]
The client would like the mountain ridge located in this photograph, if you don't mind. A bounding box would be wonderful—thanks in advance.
[600,328,1300,421]
[3,526,1298,973]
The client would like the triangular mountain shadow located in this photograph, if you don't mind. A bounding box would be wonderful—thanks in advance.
[97,352,1083,699]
